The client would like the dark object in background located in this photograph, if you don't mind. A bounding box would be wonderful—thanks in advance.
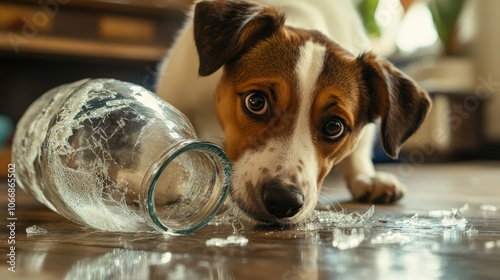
[0,0,187,124]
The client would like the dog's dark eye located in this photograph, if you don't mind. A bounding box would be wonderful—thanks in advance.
[322,118,345,141]
[244,91,268,115]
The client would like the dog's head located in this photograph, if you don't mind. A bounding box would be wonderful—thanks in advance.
[193,0,430,224]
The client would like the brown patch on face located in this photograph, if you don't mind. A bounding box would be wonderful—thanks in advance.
[307,41,373,188]
[311,88,362,164]
[214,27,309,161]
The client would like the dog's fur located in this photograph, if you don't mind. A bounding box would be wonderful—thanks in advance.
[156,0,431,224]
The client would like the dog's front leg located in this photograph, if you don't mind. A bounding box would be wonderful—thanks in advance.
[339,123,406,204]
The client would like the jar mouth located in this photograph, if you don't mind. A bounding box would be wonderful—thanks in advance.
[142,140,231,234]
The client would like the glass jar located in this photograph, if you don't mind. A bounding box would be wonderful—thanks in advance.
[12,79,231,234]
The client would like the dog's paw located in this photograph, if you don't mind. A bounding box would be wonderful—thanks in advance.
[348,172,406,204]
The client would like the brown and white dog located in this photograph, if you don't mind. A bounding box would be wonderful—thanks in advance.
[156,0,431,224]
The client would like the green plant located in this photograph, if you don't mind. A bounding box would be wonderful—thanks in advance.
[357,0,381,38]
[428,0,466,55]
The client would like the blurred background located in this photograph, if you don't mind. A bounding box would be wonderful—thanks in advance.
[1,0,499,176]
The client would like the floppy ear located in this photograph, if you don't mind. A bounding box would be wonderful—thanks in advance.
[193,0,285,76]
[358,52,431,159]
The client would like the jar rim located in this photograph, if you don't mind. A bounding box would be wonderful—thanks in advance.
[141,140,231,234]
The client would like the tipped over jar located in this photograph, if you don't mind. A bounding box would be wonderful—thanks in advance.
[12,79,231,234]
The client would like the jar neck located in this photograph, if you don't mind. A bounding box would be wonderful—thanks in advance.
[141,140,231,234]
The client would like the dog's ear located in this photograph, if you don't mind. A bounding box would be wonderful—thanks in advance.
[358,52,431,159]
[193,0,285,76]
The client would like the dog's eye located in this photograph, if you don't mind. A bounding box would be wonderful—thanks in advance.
[244,91,268,115]
[322,118,345,141]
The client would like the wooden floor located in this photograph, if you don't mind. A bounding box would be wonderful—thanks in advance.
[1,161,500,279]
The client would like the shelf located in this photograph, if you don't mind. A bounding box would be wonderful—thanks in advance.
[0,31,166,61]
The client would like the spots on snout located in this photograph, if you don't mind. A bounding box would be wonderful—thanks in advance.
[293,160,306,180]
[245,181,253,189]
[276,165,283,173]
[231,142,318,223]
[277,159,310,190]
[286,158,305,175]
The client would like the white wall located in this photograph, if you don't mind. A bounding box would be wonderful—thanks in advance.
[470,0,500,142]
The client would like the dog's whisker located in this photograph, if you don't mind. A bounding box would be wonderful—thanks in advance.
[317,193,344,212]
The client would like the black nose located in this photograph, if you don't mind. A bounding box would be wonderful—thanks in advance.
[262,182,304,219]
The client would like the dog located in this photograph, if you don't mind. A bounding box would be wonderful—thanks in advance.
[156,0,431,224]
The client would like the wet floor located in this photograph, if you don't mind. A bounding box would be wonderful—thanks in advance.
[2,161,500,279]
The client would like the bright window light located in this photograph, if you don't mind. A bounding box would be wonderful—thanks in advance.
[396,2,438,53]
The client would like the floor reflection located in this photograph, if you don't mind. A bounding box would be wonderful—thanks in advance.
[6,202,500,280]
[3,162,500,279]
[60,243,321,280]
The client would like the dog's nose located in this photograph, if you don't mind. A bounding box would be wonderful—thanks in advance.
[262,182,304,219]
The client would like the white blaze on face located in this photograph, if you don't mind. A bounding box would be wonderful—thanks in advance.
[231,40,327,222]
[282,40,326,217]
